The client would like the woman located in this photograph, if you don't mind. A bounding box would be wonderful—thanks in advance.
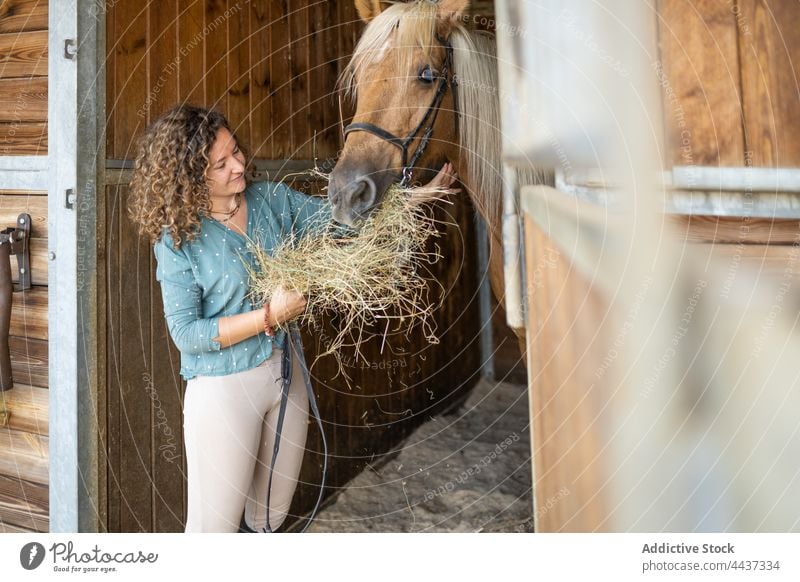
[127,104,456,533]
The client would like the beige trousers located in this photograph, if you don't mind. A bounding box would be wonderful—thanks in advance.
[183,346,309,532]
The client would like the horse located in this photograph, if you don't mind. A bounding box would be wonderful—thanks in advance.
[328,0,544,361]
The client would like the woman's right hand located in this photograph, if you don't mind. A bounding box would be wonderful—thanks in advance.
[268,286,307,326]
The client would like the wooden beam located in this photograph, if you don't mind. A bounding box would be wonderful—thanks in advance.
[525,215,610,532]
[0,122,47,155]
[739,0,800,167]
[0,383,47,435]
[670,216,800,244]
[9,336,48,388]
[0,0,48,33]
[0,473,47,531]
[657,0,746,166]
[0,78,48,123]
[0,30,48,77]
[0,427,48,485]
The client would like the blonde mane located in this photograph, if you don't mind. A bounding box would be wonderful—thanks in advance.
[339,1,506,231]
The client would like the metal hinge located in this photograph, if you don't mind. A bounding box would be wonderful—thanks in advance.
[64,38,77,60]
[65,188,76,209]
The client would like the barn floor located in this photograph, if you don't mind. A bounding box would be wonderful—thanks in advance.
[303,376,534,533]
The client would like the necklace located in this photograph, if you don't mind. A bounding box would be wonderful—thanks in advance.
[210,193,241,224]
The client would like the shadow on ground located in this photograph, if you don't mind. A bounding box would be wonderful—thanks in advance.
[303,377,534,533]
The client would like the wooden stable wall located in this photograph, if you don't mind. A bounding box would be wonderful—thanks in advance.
[103,0,486,532]
[0,0,49,533]
[0,0,47,155]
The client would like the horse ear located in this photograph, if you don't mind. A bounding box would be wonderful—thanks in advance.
[354,0,389,23]
[436,0,470,24]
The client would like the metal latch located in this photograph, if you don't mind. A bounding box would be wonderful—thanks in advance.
[0,213,32,391]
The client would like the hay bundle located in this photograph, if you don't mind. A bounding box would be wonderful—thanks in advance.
[246,178,450,367]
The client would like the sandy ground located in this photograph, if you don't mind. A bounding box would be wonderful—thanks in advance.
[305,376,534,532]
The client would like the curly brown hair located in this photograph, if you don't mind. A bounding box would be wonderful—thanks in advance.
[127,104,246,249]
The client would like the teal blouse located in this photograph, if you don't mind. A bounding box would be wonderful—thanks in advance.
[154,181,330,380]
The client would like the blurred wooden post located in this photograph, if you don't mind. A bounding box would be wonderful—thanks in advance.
[497,0,800,531]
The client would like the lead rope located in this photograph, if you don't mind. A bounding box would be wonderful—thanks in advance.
[262,330,328,533]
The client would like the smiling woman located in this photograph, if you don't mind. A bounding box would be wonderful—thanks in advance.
[126,104,328,533]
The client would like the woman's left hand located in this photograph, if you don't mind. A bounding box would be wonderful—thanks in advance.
[409,162,461,204]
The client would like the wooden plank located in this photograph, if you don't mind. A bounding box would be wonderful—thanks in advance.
[0,0,47,34]
[0,193,47,238]
[9,336,47,388]
[9,286,47,341]
[525,215,610,532]
[469,0,496,33]
[336,0,359,133]
[0,427,48,485]
[739,0,800,167]
[0,189,44,196]
[149,235,186,532]
[0,504,47,532]
[106,184,122,531]
[0,30,47,78]
[0,121,46,155]
[205,0,228,113]
[117,184,153,531]
[0,474,47,531]
[177,0,205,106]
[703,241,800,280]
[111,0,147,159]
[250,0,273,158]
[289,2,309,157]
[657,0,746,166]
[105,0,115,157]
[0,383,47,435]
[311,0,341,158]
[339,0,360,56]
[9,337,47,387]
[96,144,110,533]
[0,519,41,532]
[227,0,252,149]
[0,78,47,123]
[269,0,291,158]
[671,216,800,244]
[145,0,179,124]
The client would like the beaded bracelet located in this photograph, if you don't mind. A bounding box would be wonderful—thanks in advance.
[263,302,276,337]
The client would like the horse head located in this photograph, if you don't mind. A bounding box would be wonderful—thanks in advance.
[329,0,471,226]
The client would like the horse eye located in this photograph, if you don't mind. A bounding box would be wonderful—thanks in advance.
[418,66,437,84]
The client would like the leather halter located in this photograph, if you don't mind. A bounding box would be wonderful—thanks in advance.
[344,38,457,188]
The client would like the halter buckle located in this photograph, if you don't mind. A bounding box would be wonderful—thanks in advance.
[401,167,414,188]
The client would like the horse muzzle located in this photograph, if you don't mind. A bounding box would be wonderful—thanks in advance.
[329,167,393,227]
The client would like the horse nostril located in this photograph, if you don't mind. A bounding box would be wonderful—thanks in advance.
[350,177,377,213]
